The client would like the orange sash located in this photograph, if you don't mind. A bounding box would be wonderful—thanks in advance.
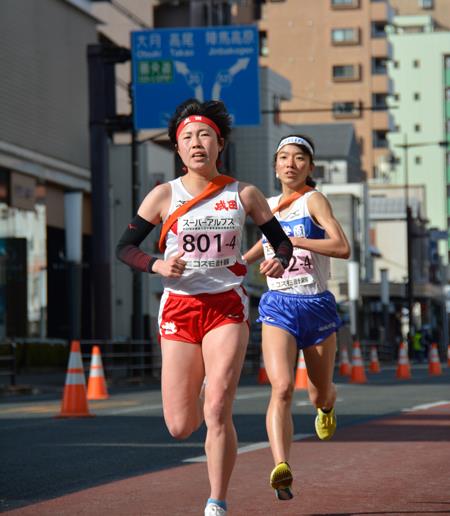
[272,185,314,214]
[158,175,236,252]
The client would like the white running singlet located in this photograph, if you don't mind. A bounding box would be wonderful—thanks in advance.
[162,177,247,295]
[262,191,330,295]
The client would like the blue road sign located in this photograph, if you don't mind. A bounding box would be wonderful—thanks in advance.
[131,25,260,130]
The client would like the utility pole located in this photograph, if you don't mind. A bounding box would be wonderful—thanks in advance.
[394,137,449,351]
[403,134,415,345]
[380,268,390,352]
[87,44,131,339]
[130,113,143,339]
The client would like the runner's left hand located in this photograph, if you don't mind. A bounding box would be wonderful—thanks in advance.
[259,258,284,278]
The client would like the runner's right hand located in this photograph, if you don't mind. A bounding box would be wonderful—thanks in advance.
[152,252,186,278]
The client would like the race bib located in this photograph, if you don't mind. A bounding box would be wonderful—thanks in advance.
[263,243,315,290]
[178,214,240,269]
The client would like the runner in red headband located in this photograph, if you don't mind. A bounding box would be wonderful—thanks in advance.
[116,99,293,516]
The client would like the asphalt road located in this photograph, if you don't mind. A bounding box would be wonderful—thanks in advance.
[1,364,449,514]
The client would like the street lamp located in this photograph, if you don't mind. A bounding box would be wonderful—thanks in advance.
[394,136,449,346]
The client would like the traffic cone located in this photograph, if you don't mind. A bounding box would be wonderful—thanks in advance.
[447,344,450,367]
[339,345,351,376]
[56,340,93,418]
[428,343,442,376]
[396,341,411,379]
[350,341,367,384]
[87,345,109,400]
[294,350,308,390]
[369,345,381,373]
[257,354,269,384]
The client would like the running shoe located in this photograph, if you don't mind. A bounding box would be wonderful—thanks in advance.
[270,461,294,500]
[315,407,336,440]
[204,503,226,515]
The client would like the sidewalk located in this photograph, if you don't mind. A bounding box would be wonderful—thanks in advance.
[0,369,163,400]
[3,402,449,515]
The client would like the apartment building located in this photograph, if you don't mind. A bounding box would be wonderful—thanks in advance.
[386,14,450,258]
[258,0,393,179]
[390,0,450,27]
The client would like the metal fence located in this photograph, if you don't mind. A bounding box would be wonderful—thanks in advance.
[0,340,16,385]
[0,334,263,387]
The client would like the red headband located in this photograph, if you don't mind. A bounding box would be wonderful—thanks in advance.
[176,115,221,140]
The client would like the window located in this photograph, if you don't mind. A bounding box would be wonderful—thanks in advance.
[372,57,387,75]
[272,95,281,125]
[313,165,325,180]
[393,93,400,101]
[414,92,421,101]
[331,0,360,9]
[419,0,433,9]
[331,28,360,45]
[332,101,362,118]
[259,30,268,57]
[372,93,388,109]
[415,124,421,132]
[415,156,422,164]
[371,21,386,38]
[332,64,361,81]
[373,130,388,148]
[0,167,8,204]
[393,60,400,69]
[413,59,421,68]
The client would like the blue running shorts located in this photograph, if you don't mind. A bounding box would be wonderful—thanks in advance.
[257,290,342,349]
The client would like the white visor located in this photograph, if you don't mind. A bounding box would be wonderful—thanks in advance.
[276,136,314,157]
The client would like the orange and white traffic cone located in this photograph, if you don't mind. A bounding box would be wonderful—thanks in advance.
[57,340,93,418]
[428,343,442,376]
[369,345,381,373]
[339,345,351,376]
[396,341,411,379]
[87,345,109,400]
[350,341,367,384]
[294,349,308,390]
[257,354,269,385]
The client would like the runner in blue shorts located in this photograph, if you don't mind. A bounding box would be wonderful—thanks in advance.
[244,134,350,501]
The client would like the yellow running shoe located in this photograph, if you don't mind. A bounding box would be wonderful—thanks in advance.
[315,407,336,440]
[269,462,293,500]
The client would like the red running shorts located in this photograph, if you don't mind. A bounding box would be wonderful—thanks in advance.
[158,287,248,344]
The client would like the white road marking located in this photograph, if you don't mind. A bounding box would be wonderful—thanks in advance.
[49,442,205,448]
[295,397,343,407]
[101,403,163,415]
[402,400,450,412]
[235,391,269,401]
[183,432,314,463]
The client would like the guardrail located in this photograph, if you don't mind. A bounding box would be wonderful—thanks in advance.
[0,340,16,386]
[79,339,159,380]
[0,336,263,387]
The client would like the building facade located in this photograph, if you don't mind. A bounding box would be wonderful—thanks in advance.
[386,14,450,259]
[0,0,98,338]
[257,0,393,178]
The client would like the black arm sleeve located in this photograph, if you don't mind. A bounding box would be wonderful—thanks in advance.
[258,216,293,269]
[116,215,158,273]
